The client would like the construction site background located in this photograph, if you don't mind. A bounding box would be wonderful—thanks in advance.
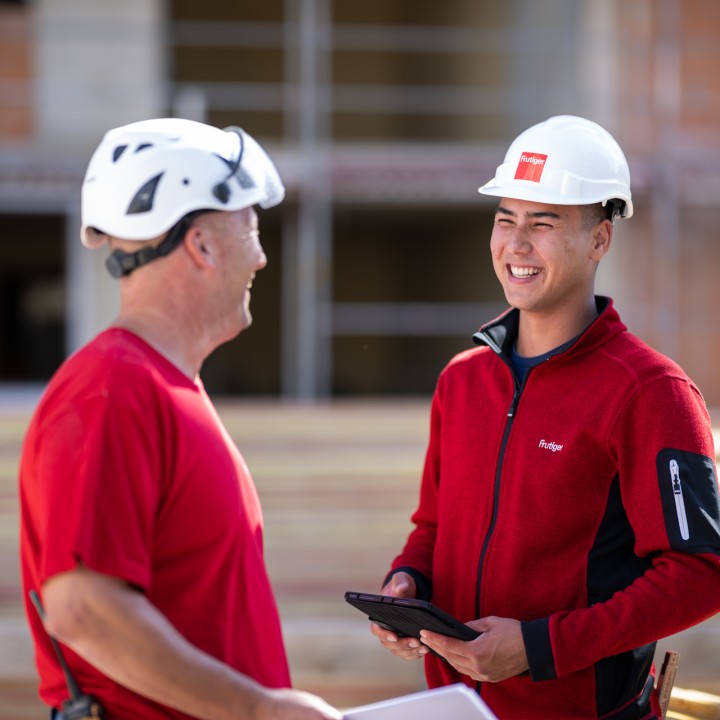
[2,1,720,717]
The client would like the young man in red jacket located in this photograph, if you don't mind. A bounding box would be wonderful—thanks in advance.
[371,115,720,719]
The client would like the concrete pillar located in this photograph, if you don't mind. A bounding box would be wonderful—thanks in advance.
[65,208,119,354]
[34,0,167,153]
[33,0,166,349]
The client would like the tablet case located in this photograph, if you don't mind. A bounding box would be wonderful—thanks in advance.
[345,591,479,641]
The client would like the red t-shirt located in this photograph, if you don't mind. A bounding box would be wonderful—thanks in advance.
[19,329,291,717]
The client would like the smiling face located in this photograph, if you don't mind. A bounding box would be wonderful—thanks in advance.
[224,208,266,335]
[490,198,611,322]
[196,206,267,340]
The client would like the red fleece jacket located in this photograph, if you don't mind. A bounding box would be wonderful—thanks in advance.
[391,297,720,720]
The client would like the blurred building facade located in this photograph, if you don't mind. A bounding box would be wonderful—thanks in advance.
[1,0,720,402]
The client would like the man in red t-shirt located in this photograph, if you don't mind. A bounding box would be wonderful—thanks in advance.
[19,119,340,720]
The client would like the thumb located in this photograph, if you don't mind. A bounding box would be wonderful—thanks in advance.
[468,616,495,634]
[386,572,416,598]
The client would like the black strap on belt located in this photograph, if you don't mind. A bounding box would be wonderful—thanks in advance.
[29,590,106,719]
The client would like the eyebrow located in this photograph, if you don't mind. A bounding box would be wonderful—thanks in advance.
[495,205,562,220]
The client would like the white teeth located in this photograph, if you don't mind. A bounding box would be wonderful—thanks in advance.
[510,265,540,278]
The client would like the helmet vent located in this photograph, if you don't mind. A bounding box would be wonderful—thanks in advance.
[135,143,153,153]
[127,173,163,215]
[112,145,128,162]
[236,167,256,190]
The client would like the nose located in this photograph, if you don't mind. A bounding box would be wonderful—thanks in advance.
[257,247,268,271]
[505,226,533,254]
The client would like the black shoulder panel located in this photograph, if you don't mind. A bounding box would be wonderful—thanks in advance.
[657,448,720,554]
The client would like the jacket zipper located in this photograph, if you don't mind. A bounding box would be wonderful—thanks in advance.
[670,459,690,540]
[468,315,590,693]
[474,378,521,618]
[473,354,523,696]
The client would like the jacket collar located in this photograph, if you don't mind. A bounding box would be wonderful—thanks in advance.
[472,296,622,360]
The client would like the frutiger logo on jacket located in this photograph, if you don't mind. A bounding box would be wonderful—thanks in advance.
[538,439,564,452]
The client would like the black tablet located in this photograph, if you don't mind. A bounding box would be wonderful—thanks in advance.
[345,591,479,642]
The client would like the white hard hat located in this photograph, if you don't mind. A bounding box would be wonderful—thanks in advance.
[478,115,633,220]
[80,118,285,246]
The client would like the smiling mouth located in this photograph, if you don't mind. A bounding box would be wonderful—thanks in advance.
[509,265,541,279]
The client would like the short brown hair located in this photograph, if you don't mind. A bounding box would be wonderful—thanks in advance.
[582,202,610,230]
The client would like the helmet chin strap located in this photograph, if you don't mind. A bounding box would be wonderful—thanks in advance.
[105,211,206,279]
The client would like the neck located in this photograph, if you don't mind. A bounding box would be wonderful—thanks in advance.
[516,297,598,357]
[112,312,198,379]
[113,291,218,379]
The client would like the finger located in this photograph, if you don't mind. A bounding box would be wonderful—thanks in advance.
[420,630,492,681]
[378,630,422,650]
[369,623,428,660]
[419,629,462,653]
[419,630,475,668]
[467,617,492,633]
[387,638,429,660]
[391,578,412,597]
[418,642,478,678]
[370,622,398,642]
[369,622,424,652]
[382,571,416,599]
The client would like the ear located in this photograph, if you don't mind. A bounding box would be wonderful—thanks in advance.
[590,219,612,261]
[83,226,110,249]
[183,225,217,270]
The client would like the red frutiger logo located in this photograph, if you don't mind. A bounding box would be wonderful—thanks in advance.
[514,152,548,182]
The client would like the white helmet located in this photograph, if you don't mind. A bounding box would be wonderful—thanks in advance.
[478,115,633,220]
[80,118,285,247]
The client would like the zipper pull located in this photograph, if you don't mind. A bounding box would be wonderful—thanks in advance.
[507,386,520,418]
[669,459,690,540]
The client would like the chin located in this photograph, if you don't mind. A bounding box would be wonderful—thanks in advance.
[217,315,251,346]
[237,312,253,334]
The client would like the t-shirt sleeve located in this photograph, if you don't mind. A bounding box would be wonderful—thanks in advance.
[35,381,164,591]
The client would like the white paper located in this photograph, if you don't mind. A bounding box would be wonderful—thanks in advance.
[343,683,498,720]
